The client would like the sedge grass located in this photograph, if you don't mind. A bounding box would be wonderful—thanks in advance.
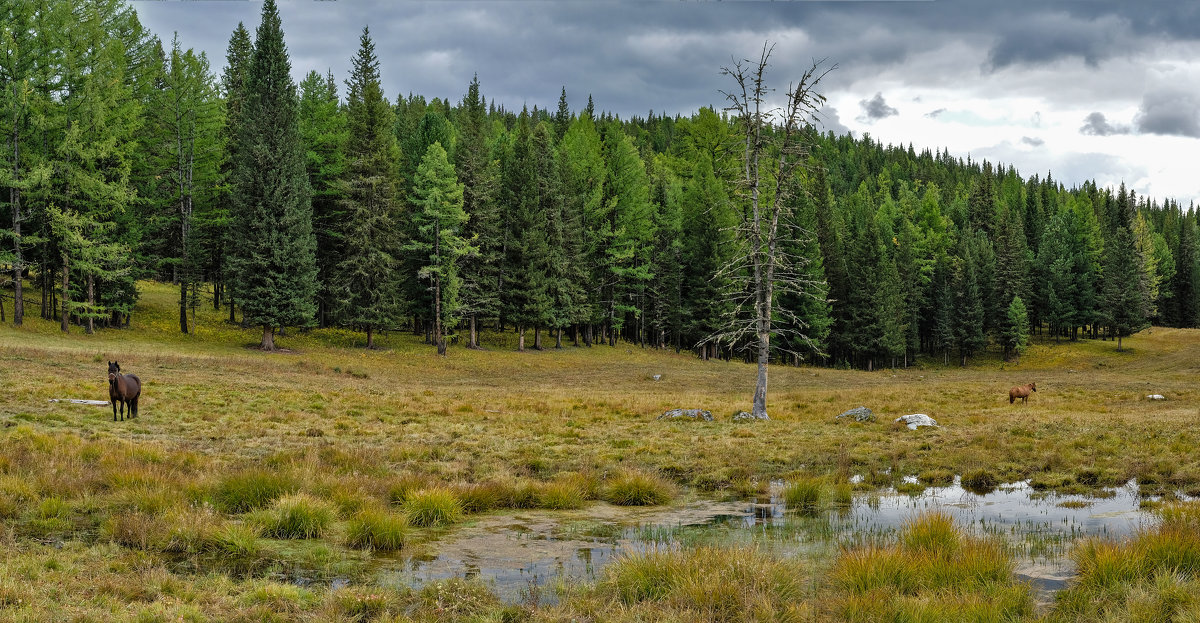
[345,508,409,551]
[403,487,464,527]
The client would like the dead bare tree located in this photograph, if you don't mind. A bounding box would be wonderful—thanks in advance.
[706,43,833,420]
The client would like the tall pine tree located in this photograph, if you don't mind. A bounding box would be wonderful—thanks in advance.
[227,0,318,350]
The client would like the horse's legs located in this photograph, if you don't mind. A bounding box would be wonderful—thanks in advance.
[119,400,125,421]
[131,397,138,419]
[112,400,118,422]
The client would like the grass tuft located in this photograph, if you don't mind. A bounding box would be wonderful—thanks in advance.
[213,471,296,514]
[782,478,824,513]
[345,508,409,551]
[604,470,674,506]
[404,487,464,527]
[961,468,999,494]
[256,493,335,539]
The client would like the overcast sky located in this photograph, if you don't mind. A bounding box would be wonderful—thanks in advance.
[131,1,1200,207]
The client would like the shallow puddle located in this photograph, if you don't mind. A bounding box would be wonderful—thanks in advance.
[380,478,1168,603]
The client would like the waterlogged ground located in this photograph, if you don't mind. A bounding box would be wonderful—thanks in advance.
[378,478,1175,604]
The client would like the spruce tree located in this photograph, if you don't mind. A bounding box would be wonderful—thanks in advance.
[227,0,318,350]
[1102,225,1150,351]
[214,22,252,318]
[332,27,401,349]
[299,69,347,328]
[454,75,501,348]
[498,110,548,351]
[1002,295,1029,361]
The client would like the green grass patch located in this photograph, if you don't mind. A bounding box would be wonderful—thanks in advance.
[345,509,409,551]
[213,471,296,514]
[403,487,464,527]
[604,470,674,506]
[255,494,335,539]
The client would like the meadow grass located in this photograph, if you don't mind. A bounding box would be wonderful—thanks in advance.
[833,511,1034,621]
[402,487,465,527]
[344,508,409,551]
[255,493,336,539]
[3,280,1200,619]
[1048,502,1200,622]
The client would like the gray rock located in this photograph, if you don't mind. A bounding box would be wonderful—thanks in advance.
[836,406,875,422]
[652,374,662,381]
[894,414,938,430]
[658,408,713,421]
[732,410,769,421]
[1146,394,1166,400]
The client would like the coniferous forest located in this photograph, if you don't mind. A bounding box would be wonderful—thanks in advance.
[3,0,1196,369]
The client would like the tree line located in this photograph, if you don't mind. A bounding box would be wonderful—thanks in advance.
[3,0,1197,366]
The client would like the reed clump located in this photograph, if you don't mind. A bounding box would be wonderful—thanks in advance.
[833,511,1033,621]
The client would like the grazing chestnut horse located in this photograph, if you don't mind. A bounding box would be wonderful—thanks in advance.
[1009,382,1036,405]
[108,361,141,421]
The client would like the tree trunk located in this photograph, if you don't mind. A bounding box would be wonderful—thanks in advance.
[534,326,542,350]
[434,276,446,356]
[261,326,275,351]
[60,257,69,333]
[367,326,375,349]
[1117,334,1123,352]
[228,297,236,324]
[179,280,189,334]
[518,327,525,352]
[86,274,95,335]
[10,198,21,326]
[469,315,479,349]
[41,263,49,320]
[555,327,563,349]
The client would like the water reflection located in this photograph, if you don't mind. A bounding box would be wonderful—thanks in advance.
[383,477,1178,603]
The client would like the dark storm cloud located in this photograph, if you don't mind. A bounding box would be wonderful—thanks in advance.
[129,1,1199,120]
[1080,112,1131,136]
[1135,90,1200,138]
[1021,136,1044,148]
[817,106,851,137]
[857,93,898,123]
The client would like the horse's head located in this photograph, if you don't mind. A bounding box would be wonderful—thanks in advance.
[108,360,120,382]
[1030,382,1037,392]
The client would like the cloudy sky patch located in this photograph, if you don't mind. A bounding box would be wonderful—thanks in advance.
[131,0,1200,206]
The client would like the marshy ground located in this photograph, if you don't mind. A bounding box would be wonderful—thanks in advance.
[1,281,1199,621]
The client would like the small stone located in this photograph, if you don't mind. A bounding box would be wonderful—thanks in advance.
[894,414,938,430]
[732,410,768,421]
[653,374,662,381]
[658,408,713,421]
[836,406,875,422]
[1146,394,1166,400]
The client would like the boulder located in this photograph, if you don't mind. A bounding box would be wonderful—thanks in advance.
[652,374,662,381]
[658,408,713,421]
[1146,394,1166,400]
[894,414,938,430]
[732,410,769,421]
[836,406,875,422]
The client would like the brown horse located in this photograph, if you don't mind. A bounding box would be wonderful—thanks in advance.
[1009,382,1036,404]
[108,361,141,421]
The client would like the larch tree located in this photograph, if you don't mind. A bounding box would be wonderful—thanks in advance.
[152,35,222,333]
[711,43,831,419]
[408,141,473,356]
[333,26,401,349]
[227,0,318,350]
